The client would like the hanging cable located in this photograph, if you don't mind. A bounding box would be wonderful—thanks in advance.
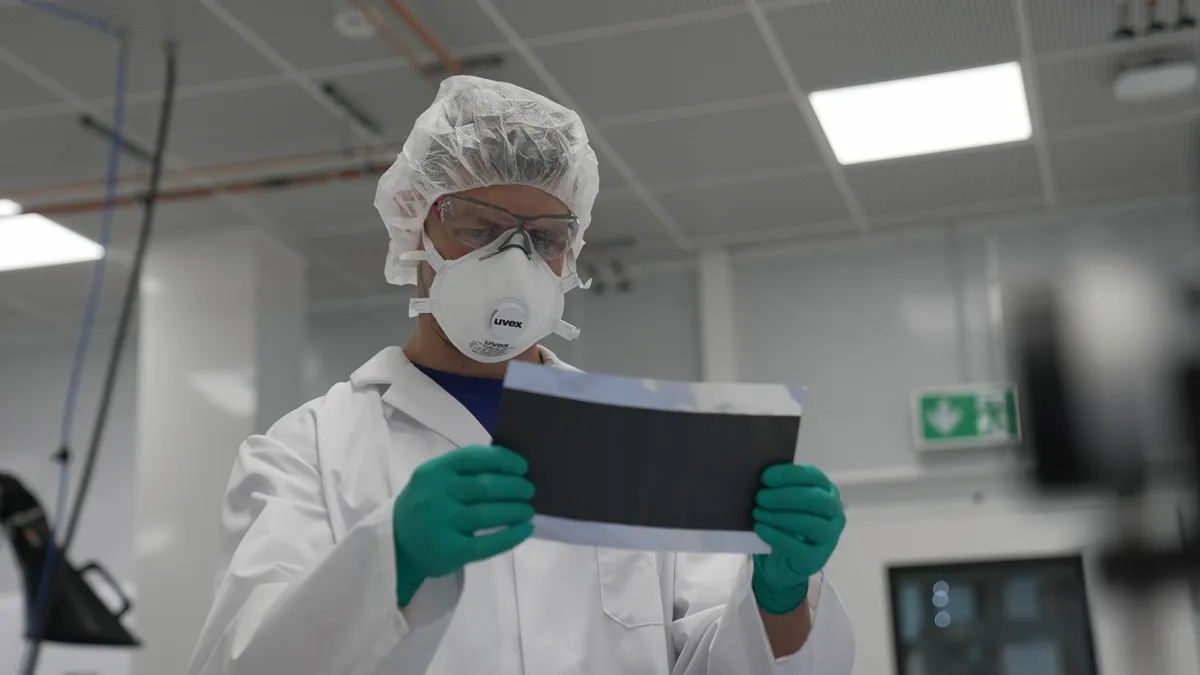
[17,0,122,36]
[18,39,179,675]
[14,2,127,673]
[61,40,178,559]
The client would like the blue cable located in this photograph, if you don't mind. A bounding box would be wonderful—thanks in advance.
[57,41,129,455]
[17,2,129,671]
[17,0,122,38]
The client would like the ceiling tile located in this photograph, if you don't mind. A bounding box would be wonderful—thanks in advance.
[1038,40,1200,135]
[151,198,262,236]
[394,0,508,51]
[0,3,277,98]
[52,210,142,251]
[206,2,396,70]
[0,60,60,109]
[0,113,142,192]
[39,198,257,267]
[122,86,347,166]
[1025,0,1191,55]
[0,257,130,315]
[327,66,441,139]
[240,176,380,236]
[307,262,374,304]
[768,0,1021,91]
[845,144,1044,217]
[588,195,662,243]
[488,0,742,39]
[602,101,823,187]
[534,15,784,119]
[1050,120,1200,198]
[657,171,850,239]
[303,230,395,293]
[0,303,59,338]
[328,56,550,139]
[591,160,634,201]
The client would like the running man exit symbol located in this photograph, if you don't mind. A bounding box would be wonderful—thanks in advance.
[914,385,1020,450]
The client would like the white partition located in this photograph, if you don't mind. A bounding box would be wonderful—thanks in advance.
[133,229,306,675]
[733,198,1199,474]
[568,263,701,381]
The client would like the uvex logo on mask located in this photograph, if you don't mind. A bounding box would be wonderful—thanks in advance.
[494,317,524,329]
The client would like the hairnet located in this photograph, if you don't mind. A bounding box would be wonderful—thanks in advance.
[375,75,600,286]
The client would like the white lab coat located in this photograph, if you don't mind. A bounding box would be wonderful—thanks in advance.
[188,346,855,675]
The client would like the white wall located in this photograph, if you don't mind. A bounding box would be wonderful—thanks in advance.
[734,197,1200,474]
[1,196,1196,674]
[305,302,416,398]
[566,262,701,380]
[835,487,1199,675]
[0,331,138,596]
[729,196,1200,674]
[0,331,138,675]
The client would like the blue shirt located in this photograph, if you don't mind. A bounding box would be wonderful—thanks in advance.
[414,364,505,436]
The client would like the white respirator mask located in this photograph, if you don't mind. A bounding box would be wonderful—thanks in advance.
[399,229,590,363]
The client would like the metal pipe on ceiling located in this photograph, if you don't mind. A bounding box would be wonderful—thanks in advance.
[28,161,394,217]
[7,143,400,203]
[346,0,441,86]
[384,0,462,76]
[10,2,466,206]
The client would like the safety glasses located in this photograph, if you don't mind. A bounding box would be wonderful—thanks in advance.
[433,195,579,261]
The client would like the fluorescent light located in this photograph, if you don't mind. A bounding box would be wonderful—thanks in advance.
[809,62,1032,165]
[0,199,21,217]
[0,212,105,272]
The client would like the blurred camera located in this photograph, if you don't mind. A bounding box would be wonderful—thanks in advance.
[1008,254,1200,588]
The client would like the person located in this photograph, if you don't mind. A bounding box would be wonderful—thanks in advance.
[187,76,854,675]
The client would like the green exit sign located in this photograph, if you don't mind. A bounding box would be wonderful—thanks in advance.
[912,384,1020,450]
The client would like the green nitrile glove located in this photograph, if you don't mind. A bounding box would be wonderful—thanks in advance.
[751,464,845,615]
[392,445,535,606]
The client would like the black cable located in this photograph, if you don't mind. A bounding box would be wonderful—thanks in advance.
[19,41,178,675]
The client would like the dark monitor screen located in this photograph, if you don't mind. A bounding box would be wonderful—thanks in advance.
[888,555,1099,675]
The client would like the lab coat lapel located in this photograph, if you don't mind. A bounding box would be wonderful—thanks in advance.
[353,345,573,450]
[368,347,492,449]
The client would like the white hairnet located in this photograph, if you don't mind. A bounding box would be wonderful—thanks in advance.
[375,75,600,286]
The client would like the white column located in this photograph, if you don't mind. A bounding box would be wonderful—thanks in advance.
[132,229,306,675]
[697,248,738,382]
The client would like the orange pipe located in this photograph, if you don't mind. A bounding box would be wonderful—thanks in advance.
[10,0,462,207]
[7,144,399,202]
[29,161,394,217]
[385,0,462,76]
[348,0,440,86]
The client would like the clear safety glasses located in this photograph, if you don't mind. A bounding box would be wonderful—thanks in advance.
[433,195,579,261]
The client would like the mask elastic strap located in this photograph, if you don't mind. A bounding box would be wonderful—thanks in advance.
[404,232,447,318]
[398,232,448,272]
[555,256,587,340]
[554,320,581,341]
[560,273,591,294]
[560,255,592,293]
[408,297,432,318]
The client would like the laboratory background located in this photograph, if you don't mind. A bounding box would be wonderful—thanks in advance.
[0,0,1198,674]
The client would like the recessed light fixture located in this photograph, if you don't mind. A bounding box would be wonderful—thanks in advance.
[0,210,105,272]
[809,62,1033,165]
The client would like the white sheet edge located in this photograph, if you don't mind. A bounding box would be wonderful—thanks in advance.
[532,513,769,554]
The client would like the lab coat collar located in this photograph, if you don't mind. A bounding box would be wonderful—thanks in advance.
[350,345,572,449]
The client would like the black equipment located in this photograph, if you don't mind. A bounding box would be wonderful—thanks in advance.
[1,472,140,646]
[1010,257,1200,589]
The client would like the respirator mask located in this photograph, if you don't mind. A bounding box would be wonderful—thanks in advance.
[399,196,590,364]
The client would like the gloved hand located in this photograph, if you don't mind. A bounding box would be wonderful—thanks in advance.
[392,445,535,606]
[751,464,845,615]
